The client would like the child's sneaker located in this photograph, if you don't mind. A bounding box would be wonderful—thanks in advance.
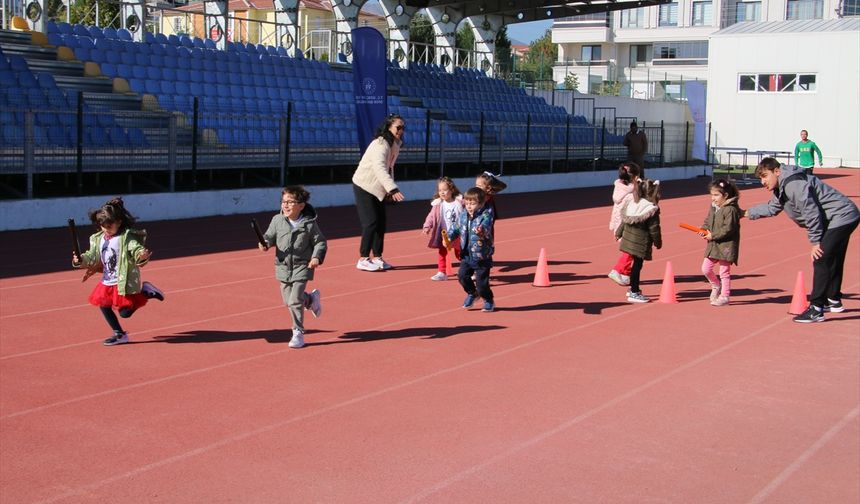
[482,301,495,312]
[710,295,730,307]
[372,257,393,270]
[430,272,447,281]
[462,294,476,309]
[308,289,322,318]
[356,258,381,271]
[626,290,650,303]
[824,298,844,313]
[793,305,825,323]
[709,284,721,302]
[608,270,627,286]
[289,329,305,348]
[141,281,164,301]
[103,331,129,346]
[620,274,631,285]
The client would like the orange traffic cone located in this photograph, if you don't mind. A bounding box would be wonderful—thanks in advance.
[533,248,551,287]
[789,270,808,315]
[445,251,454,277]
[658,261,678,304]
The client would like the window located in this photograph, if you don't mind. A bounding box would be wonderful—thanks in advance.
[735,1,761,23]
[659,2,678,26]
[692,1,714,26]
[843,0,860,16]
[172,17,183,33]
[786,0,823,19]
[581,45,602,62]
[653,41,708,60]
[630,44,651,65]
[620,8,646,27]
[737,73,817,93]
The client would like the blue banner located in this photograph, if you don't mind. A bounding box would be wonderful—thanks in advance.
[351,27,388,155]
[686,81,707,162]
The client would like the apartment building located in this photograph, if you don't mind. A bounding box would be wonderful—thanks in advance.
[551,0,857,99]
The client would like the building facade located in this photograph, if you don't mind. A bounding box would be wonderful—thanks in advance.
[551,0,857,99]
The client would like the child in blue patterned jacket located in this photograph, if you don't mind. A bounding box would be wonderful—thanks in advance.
[448,187,495,312]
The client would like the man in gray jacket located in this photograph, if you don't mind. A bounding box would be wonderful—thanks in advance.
[745,158,859,323]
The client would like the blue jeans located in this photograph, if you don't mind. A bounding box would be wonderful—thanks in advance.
[458,256,493,302]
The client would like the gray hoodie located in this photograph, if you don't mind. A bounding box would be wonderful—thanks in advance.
[747,165,859,244]
[263,204,327,283]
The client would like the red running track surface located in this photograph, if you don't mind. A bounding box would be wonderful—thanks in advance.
[1,170,858,503]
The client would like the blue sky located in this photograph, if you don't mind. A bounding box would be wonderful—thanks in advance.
[505,20,553,45]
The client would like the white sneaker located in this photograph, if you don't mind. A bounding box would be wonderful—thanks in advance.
[372,257,393,270]
[709,284,721,302]
[308,289,322,318]
[430,272,447,281]
[608,270,625,286]
[289,329,305,348]
[626,290,650,303]
[356,258,381,271]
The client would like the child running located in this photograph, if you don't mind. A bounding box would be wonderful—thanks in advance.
[615,179,663,303]
[259,186,327,348]
[422,176,463,281]
[448,187,495,312]
[72,197,164,346]
[608,162,642,286]
[745,158,859,323]
[700,178,741,306]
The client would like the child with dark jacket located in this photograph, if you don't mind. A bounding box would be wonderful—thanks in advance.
[745,158,859,323]
[700,178,741,306]
[448,187,495,312]
[615,179,663,303]
[260,186,328,348]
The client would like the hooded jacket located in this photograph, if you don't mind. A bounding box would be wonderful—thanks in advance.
[615,198,662,260]
[73,227,149,295]
[747,165,860,244]
[449,204,494,261]
[610,179,636,232]
[422,195,464,249]
[702,196,741,264]
[263,204,328,283]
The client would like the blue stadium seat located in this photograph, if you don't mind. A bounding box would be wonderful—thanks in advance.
[175,81,190,95]
[117,28,132,41]
[103,27,118,39]
[168,34,180,46]
[128,127,148,147]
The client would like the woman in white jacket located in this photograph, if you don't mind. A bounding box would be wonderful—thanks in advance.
[352,114,407,271]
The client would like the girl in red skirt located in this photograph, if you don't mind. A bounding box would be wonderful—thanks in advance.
[72,198,164,346]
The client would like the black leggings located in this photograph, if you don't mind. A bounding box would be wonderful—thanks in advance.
[100,306,135,333]
[353,184,387,258]
[630,256,644,293]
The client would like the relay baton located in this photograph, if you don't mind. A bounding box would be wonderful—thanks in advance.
[441,229,452,249]
[68,218,82,257]
[678,222,706,234]
[251,218,268,249]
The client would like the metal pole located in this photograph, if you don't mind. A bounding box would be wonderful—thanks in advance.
[282,101,293,185]
[564,114,571,168]
[660,119,665,166]
[168,114,176,191]
[191,96,199,190]
[684,121,689,164]
[76,91,83,195]
[599,117,606,166]
[706,121,712,165]
[423,108,430,168]
[478,112,485,166]
[525,113,531,165]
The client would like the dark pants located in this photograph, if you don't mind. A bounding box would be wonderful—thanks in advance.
[100,306,134,333]
[810,219,859,307]
[630,256,644,294]
[353,184,386,258]
[458,256,493,302]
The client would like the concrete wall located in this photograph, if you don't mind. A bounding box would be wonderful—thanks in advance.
[0,166,708,231]
[707,29,860,167]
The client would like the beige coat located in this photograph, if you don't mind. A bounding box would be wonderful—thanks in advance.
[351,136,401,201]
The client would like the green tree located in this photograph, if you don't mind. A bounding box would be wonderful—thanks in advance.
[564,73,579,91]
[67,0,120,27]
[408,13,434,62]
[519,29,556,88]
[597,80,621,96]
[494,25,512,76]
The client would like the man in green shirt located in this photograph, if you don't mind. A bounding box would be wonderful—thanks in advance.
[794,129,823,174]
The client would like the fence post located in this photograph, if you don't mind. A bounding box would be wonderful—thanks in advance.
[76,91,83,195]
[564,114,571,169]
[168,113,177,192]
[599,117,606,167]
[478,111,485,167]
[424,108,430,169]
[706,121,712,166]
[281,102,293,185]
[684,121,689,164]
[525,113,531,165]
[191,96,199,190]
[660,120,665,166]
[24,112,34,198]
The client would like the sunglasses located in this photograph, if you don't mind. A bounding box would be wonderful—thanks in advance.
[395,125,405,132]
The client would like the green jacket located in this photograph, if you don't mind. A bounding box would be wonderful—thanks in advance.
[701,197,741,265]
[615,198,662,260]
[74,227,149,295]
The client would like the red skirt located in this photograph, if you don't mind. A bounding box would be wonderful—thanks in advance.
[88,283,148,310]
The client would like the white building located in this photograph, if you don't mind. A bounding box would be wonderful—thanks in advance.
[551,0,858,99]
[706,18,860,167]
